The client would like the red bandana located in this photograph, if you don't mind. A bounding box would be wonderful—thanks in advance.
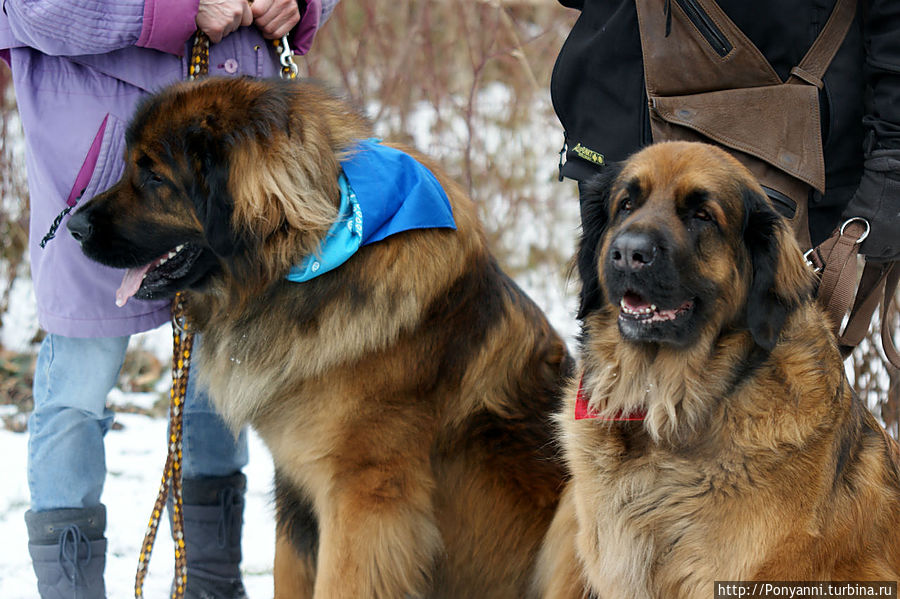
[574,373,647,421]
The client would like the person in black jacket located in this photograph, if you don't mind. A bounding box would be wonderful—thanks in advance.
[552,0,900,256]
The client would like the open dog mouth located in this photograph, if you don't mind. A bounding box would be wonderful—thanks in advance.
[116,243,203,306]
[618,291,695,323]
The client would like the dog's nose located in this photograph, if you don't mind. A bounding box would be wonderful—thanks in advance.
[66,211,93,244]
[610,231,657,272]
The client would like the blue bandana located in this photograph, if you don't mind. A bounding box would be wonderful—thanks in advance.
[287,139,456,282]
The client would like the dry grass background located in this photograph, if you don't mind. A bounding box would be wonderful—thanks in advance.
[0,0,896,438]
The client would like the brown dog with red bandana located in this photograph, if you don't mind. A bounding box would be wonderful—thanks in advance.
[536,141,900,599]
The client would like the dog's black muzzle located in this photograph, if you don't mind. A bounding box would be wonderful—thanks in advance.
[604,227,702,346]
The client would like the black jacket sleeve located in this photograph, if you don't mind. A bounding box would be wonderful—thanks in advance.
[862,0,900,151]
[840,0,900,261]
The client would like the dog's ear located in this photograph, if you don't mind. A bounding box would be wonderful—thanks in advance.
[742,186,814,350]
[184,124,242,257]
[576,165,621,319]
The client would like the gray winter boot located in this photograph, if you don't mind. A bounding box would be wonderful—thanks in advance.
[171,472,249,599]
[25,505,107,599]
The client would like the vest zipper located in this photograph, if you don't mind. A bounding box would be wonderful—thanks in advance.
[674,0,733,57]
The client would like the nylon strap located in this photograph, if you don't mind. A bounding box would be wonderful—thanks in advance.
[808,219,867,337]
[842,260,900,369]
[135,294,191,599]
[838,260,889,350]
[808,220,900,369]
[879,264,900,368]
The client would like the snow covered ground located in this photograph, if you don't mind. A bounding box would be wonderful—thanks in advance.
[0,409,280,598]
[0,311,285,596]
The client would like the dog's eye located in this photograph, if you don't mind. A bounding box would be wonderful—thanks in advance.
[619,198,634,213]
[142,171,164,187]
[693,208,712,222]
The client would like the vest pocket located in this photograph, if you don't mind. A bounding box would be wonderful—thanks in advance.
[762,186,798,220]
[649,85,825,192]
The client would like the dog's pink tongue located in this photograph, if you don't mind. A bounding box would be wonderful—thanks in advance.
[116,264,153,307]
[623,292,650,311]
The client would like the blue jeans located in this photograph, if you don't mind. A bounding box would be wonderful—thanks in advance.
[28,334,248,512]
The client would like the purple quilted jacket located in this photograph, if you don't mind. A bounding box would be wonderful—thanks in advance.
[0,0,337,337]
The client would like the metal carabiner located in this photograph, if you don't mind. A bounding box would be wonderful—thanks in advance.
[276,35,299,79]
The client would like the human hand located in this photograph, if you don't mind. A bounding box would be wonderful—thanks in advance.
[250,0,302,40]
[196,0,254,44]
[842,149,900,262]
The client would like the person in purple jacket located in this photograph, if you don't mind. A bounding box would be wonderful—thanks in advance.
[0,0,338,596]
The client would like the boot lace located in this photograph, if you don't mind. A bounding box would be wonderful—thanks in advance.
[57,524,92,590]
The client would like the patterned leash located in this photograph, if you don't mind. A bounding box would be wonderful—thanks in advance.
[133,28,299,599]
[135,294,192,598]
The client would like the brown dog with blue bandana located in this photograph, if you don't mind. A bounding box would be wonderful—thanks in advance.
[68,76,572,599]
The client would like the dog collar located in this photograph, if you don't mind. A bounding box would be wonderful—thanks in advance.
[575,373,647,421]
[287,139,456,282]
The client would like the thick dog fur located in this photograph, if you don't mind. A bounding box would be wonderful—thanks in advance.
[536,142,900,598]
[68,77,571,598]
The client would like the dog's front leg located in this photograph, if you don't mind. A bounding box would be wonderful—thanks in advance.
[312,443,442,598]
[274,529,316,598]
[533,484,593,599]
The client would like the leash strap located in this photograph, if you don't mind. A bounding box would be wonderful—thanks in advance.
[806,218,900,369]
[881,264,900,367]
[188,31,210,81]
[807,218,868,337]
[135,293,191,599]
[838,260,889,349]
[135,28,298,599]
